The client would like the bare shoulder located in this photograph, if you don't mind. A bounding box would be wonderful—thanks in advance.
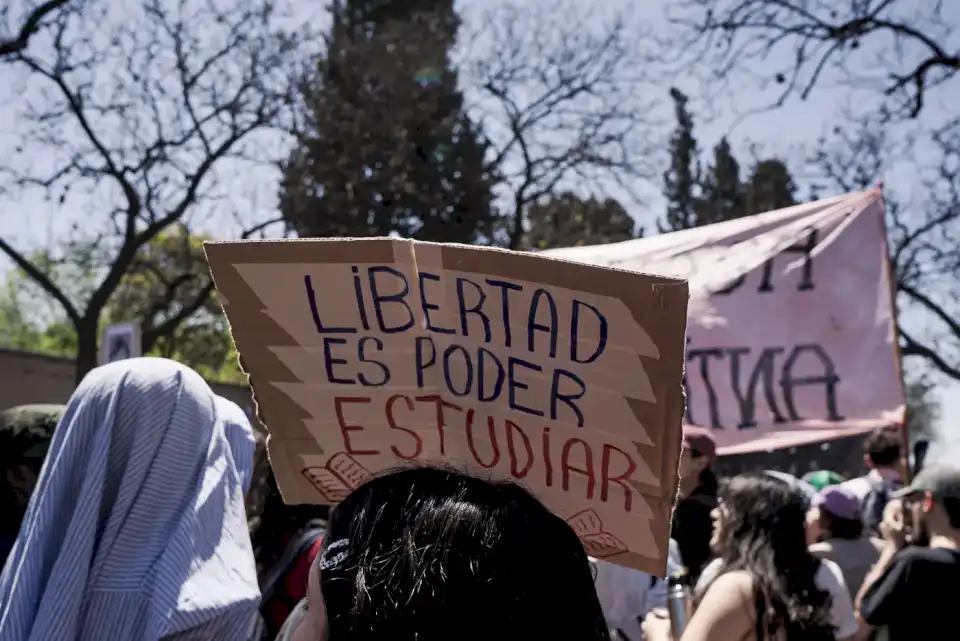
[705,570,754,599]
[688,571,757,640]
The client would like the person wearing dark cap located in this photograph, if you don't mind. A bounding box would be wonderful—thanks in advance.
[857,465,960,641]
[670,426,718,583]
[806,485,882,597]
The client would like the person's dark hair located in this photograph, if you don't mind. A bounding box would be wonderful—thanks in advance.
[250,469,329,580]
[696,466,719,496]
[818,510,863,540]
[941,496,960,529]
[317,466,610,641]
[709,473,835,641]
[864,429,901,467]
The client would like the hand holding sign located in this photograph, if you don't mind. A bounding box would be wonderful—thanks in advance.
[205,238,688,574]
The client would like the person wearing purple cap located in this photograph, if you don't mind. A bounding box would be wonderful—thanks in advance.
[806,485,882,597]
[670,426,719,584]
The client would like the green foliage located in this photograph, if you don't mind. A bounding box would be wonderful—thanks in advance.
[660,88,701,233]
[659,89,797,231]
[524,192,638,250]
[280,0,499,243]
[904,375,940,443]
[0,227,244,384]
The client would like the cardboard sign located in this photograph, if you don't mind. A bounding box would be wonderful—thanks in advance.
[205,239,688,573]
[543,190,905,455]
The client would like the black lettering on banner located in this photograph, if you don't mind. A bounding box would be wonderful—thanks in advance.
[781,343,843,422]
[713,227,818,296]
[684,342,843,430]
[728,346,786,429]
[684,344,724,428]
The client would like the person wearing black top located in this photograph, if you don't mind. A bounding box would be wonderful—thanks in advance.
[858,465,960,641]
[671,426,718,584]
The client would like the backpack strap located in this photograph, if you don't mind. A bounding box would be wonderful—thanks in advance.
[260,528,325,602]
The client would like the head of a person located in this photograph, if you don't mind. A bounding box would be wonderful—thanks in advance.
[863,428,902,471]
[806,486,863,543]
[894,465,960,544]
[0,405,63,513]
[679,426,716,496]
[708,473,834,640]
[2,358,260,637]
[0,404,64,563]
[292,466,610,641]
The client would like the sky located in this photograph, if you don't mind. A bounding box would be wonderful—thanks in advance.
[1,0,958,457]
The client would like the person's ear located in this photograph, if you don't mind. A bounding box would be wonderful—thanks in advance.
[863,454,873,469]
[922,491,934,513]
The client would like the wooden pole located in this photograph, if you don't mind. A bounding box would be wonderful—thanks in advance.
[873,184,912,482]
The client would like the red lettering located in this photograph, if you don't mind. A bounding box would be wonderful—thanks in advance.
[333,397,379,456]
[505,419,533,478]
[385,394,422,459]
[416,395,462,455]
[541,426,554,488]
[601,443,637,513]
[465,409,500,468]
[561,438,595,499]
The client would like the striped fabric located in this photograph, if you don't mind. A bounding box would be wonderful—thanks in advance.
[0,358,262,641]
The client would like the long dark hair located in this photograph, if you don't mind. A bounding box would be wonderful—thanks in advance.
[317,466,610,641]
[711,473,834,641]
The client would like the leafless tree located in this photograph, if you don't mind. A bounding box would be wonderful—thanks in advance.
[811,115,960,383]
[0,0,73,58]
[0,0,302,382]
[458,0,662,249]
[668,0,958,121]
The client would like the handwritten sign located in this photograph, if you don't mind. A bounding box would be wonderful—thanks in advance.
[205,239,688,573]
[543,189,905,455]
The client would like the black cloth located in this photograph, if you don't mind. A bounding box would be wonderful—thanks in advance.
[670,471,718,583]
[860,545,960,641]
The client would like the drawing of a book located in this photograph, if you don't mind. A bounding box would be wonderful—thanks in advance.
[301,452,372,502]
[566,509,628,558]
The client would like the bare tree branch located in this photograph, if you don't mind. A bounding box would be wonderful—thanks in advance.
[0,0,304,381]
[669,0,959,121]
[459,0,661,249]
[810,114,960,382]
[0,0,72,58]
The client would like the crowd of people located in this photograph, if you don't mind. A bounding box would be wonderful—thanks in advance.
[0,357,957,641]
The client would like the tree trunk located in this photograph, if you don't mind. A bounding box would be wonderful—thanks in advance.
[74,320,100,386]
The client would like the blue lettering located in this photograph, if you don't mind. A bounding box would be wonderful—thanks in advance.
[507,356,545,417]
[358,336,390,387]
[322,337,354,384]
[414,336,436,387]
[477,347,505,402]
[306,275,356,334]
[443,345,473,397]
[527,288,558,357]
[456,277,491,342]
[485,278,523,347]
[571,299,608,364]
[351,266,370,331]
[550,369,586,427]
[419,272,455,334]
[368,266,415,333]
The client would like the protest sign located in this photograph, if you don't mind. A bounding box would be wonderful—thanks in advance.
[205,239,689,574]
[544,189,905,455]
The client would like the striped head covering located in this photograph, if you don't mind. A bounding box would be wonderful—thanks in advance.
[0,358,261,641]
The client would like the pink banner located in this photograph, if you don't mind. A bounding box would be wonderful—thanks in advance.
[543,190,905,454]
